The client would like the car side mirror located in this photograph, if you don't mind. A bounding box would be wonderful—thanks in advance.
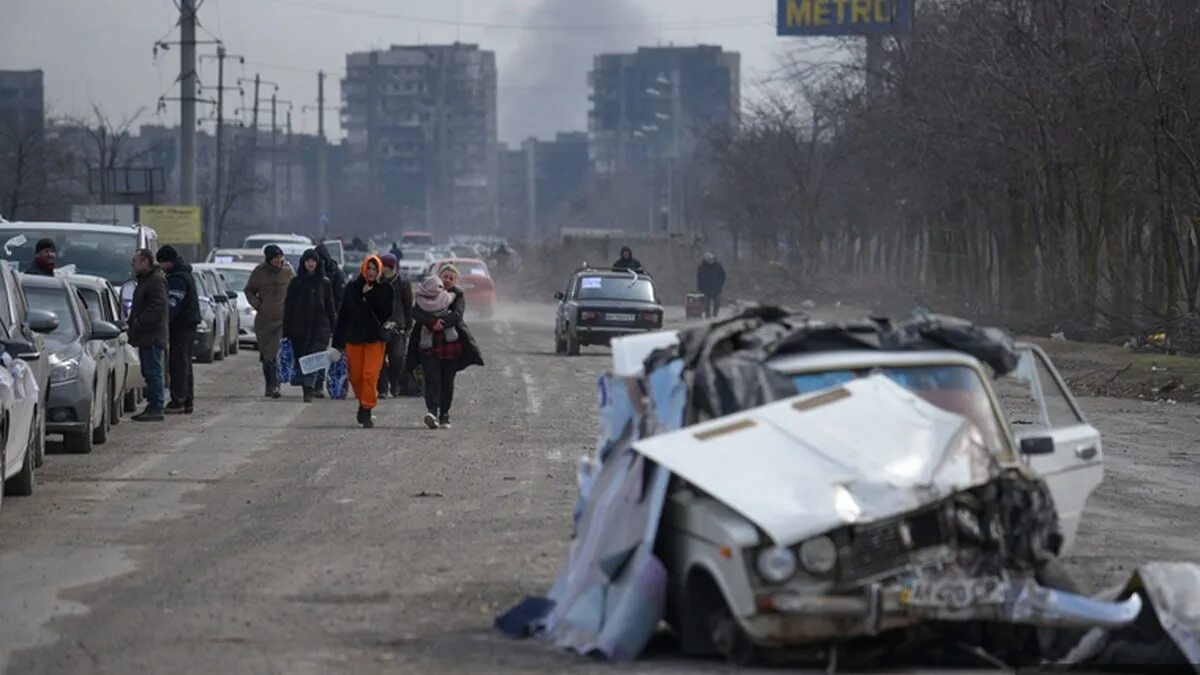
[227,290,238,300]
[1020,437,1055,455]
[3,339,40,362]
[213,294,228,304]
[554,291,565,300]
[27,309,59,334]
[90,320,122,341]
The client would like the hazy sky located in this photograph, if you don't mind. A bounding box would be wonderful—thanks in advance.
[0,0,840,144]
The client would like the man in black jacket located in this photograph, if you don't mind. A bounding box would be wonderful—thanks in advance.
[128,248,170,421]
[696,252,727,318]
[612,246,643,273]
[157,246,201,414]
[23,238,57,276]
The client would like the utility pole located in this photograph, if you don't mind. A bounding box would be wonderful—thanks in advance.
[286,107,293,222]
[200,47,242,249]
[180,0,198,207]
[317,70,329,237]
[271,93,278,229]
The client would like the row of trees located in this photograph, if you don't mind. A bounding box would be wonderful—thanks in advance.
[701,0,1200,337]
[0,106,269,247]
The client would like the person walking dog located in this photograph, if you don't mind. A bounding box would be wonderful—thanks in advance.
[283,249,337,403]
[332,256,394,428]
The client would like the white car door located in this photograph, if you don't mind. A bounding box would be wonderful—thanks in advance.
[1,277,34,478]
[993,344,1103,554]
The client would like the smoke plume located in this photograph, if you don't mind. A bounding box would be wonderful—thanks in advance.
[500,0,653,143]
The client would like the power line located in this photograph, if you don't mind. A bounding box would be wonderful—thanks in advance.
[260,0,770,32]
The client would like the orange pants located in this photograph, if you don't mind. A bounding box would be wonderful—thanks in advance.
[345,342,386,409]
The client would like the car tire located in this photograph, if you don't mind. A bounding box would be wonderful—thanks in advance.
[566,328,580,356]
[109,379,121,426]
[64,402,94,454]
[229,335,239,355]
[92,399,109,446]
[195,336,214,364]
[554,328,565,355]
[679,570,759,665]
[124,387,138,413]
[5,415,34,497]
[32,402,46,468]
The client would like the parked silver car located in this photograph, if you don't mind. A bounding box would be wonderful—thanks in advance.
[193,264,240,357]
[21,275,122,454]
[207,262,257,349]
[68,274,140,422]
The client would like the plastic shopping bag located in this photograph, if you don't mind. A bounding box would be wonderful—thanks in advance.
[326,349,349,399]
[277,338,295,384]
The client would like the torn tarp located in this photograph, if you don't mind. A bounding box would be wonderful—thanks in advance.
[495,363,686,659]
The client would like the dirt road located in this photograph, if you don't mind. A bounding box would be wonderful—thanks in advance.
[0,302,1195,673]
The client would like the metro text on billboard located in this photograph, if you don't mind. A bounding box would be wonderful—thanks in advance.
[777,0,913,36]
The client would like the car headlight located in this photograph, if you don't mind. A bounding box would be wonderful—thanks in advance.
[798,536,838,574]
[756,546,798,584]
[50,356,80,383]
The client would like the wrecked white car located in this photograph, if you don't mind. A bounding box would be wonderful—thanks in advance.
[496,309,1199,670]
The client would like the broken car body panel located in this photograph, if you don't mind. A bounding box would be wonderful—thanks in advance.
[498,310,1175,666]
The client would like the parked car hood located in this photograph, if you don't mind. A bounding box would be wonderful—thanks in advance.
[632,374,1002,545]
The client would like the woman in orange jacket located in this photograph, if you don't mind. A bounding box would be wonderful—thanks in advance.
[331,255,394,427]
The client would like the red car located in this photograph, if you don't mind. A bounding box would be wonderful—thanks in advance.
[429,257,496,318]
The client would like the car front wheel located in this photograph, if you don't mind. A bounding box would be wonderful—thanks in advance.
[5,415,33,497]
[565,328,580,356]
[92,397,109,445]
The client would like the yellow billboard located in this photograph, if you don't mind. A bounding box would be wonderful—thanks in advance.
[139,205,202,244]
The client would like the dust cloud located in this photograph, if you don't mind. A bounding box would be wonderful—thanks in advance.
[499,0,654,143]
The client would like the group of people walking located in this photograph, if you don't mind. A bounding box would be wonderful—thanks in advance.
[244,246,483,429]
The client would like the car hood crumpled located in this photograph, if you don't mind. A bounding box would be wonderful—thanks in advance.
[632,374,1003,545]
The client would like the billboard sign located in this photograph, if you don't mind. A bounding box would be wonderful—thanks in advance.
[71,204,135,226]
[777,0,913,36]
[139,205,202,244]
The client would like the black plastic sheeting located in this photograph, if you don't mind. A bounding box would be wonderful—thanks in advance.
[644,306,1021,421]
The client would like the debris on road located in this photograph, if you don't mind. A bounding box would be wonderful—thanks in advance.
[412,490,444,498]
[496,307,1200,670]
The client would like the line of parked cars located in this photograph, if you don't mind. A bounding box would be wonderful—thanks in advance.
[0,218,256,512]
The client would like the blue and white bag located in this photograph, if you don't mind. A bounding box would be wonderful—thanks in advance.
[326,349,349,399]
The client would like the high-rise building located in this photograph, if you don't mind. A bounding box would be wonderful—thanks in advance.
[0,69,45,135]
[588,46,740,175]
[497,132,589,243]
[342,44,498,236]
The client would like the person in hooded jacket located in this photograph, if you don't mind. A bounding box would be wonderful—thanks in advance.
[283,249,337,403]
[696,252,727,318]
[315,243,346,312]
[406,263,484,429]
[612,246,644,272]
[377,253,415,398]
[332,256,394,428]
[156,245,202,414]
[128,248,169,421]
[244,245,294,398]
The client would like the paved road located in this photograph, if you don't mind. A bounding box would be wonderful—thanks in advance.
[0,303,1195,673]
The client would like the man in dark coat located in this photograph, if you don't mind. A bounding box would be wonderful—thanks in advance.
[283,249,337,402]
[378,253,415,398]
[315,243,346,312]
[23,238,57,276]
[128,248,169,421]
[696,252,727,318]
[612,246,643,273]
[157,245,201,414]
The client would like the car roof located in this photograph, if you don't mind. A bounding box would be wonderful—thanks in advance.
[198,261,257,271]
[0,221,146,235]
[63,273,113,290]
[435,257,486,267]
[212,248,261,256]
[244,233,310,241]
[767,349,988,375]
[573,268,652,280]
[20,274,70,290]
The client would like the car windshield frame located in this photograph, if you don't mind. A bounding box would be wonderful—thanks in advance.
[788,363,1010,454]
[574,274,657,303]
[23,285,80,342]
[0,228,138,284]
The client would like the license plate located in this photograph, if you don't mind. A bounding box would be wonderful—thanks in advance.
[900,576,1006,609]
[606,313,636,322]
